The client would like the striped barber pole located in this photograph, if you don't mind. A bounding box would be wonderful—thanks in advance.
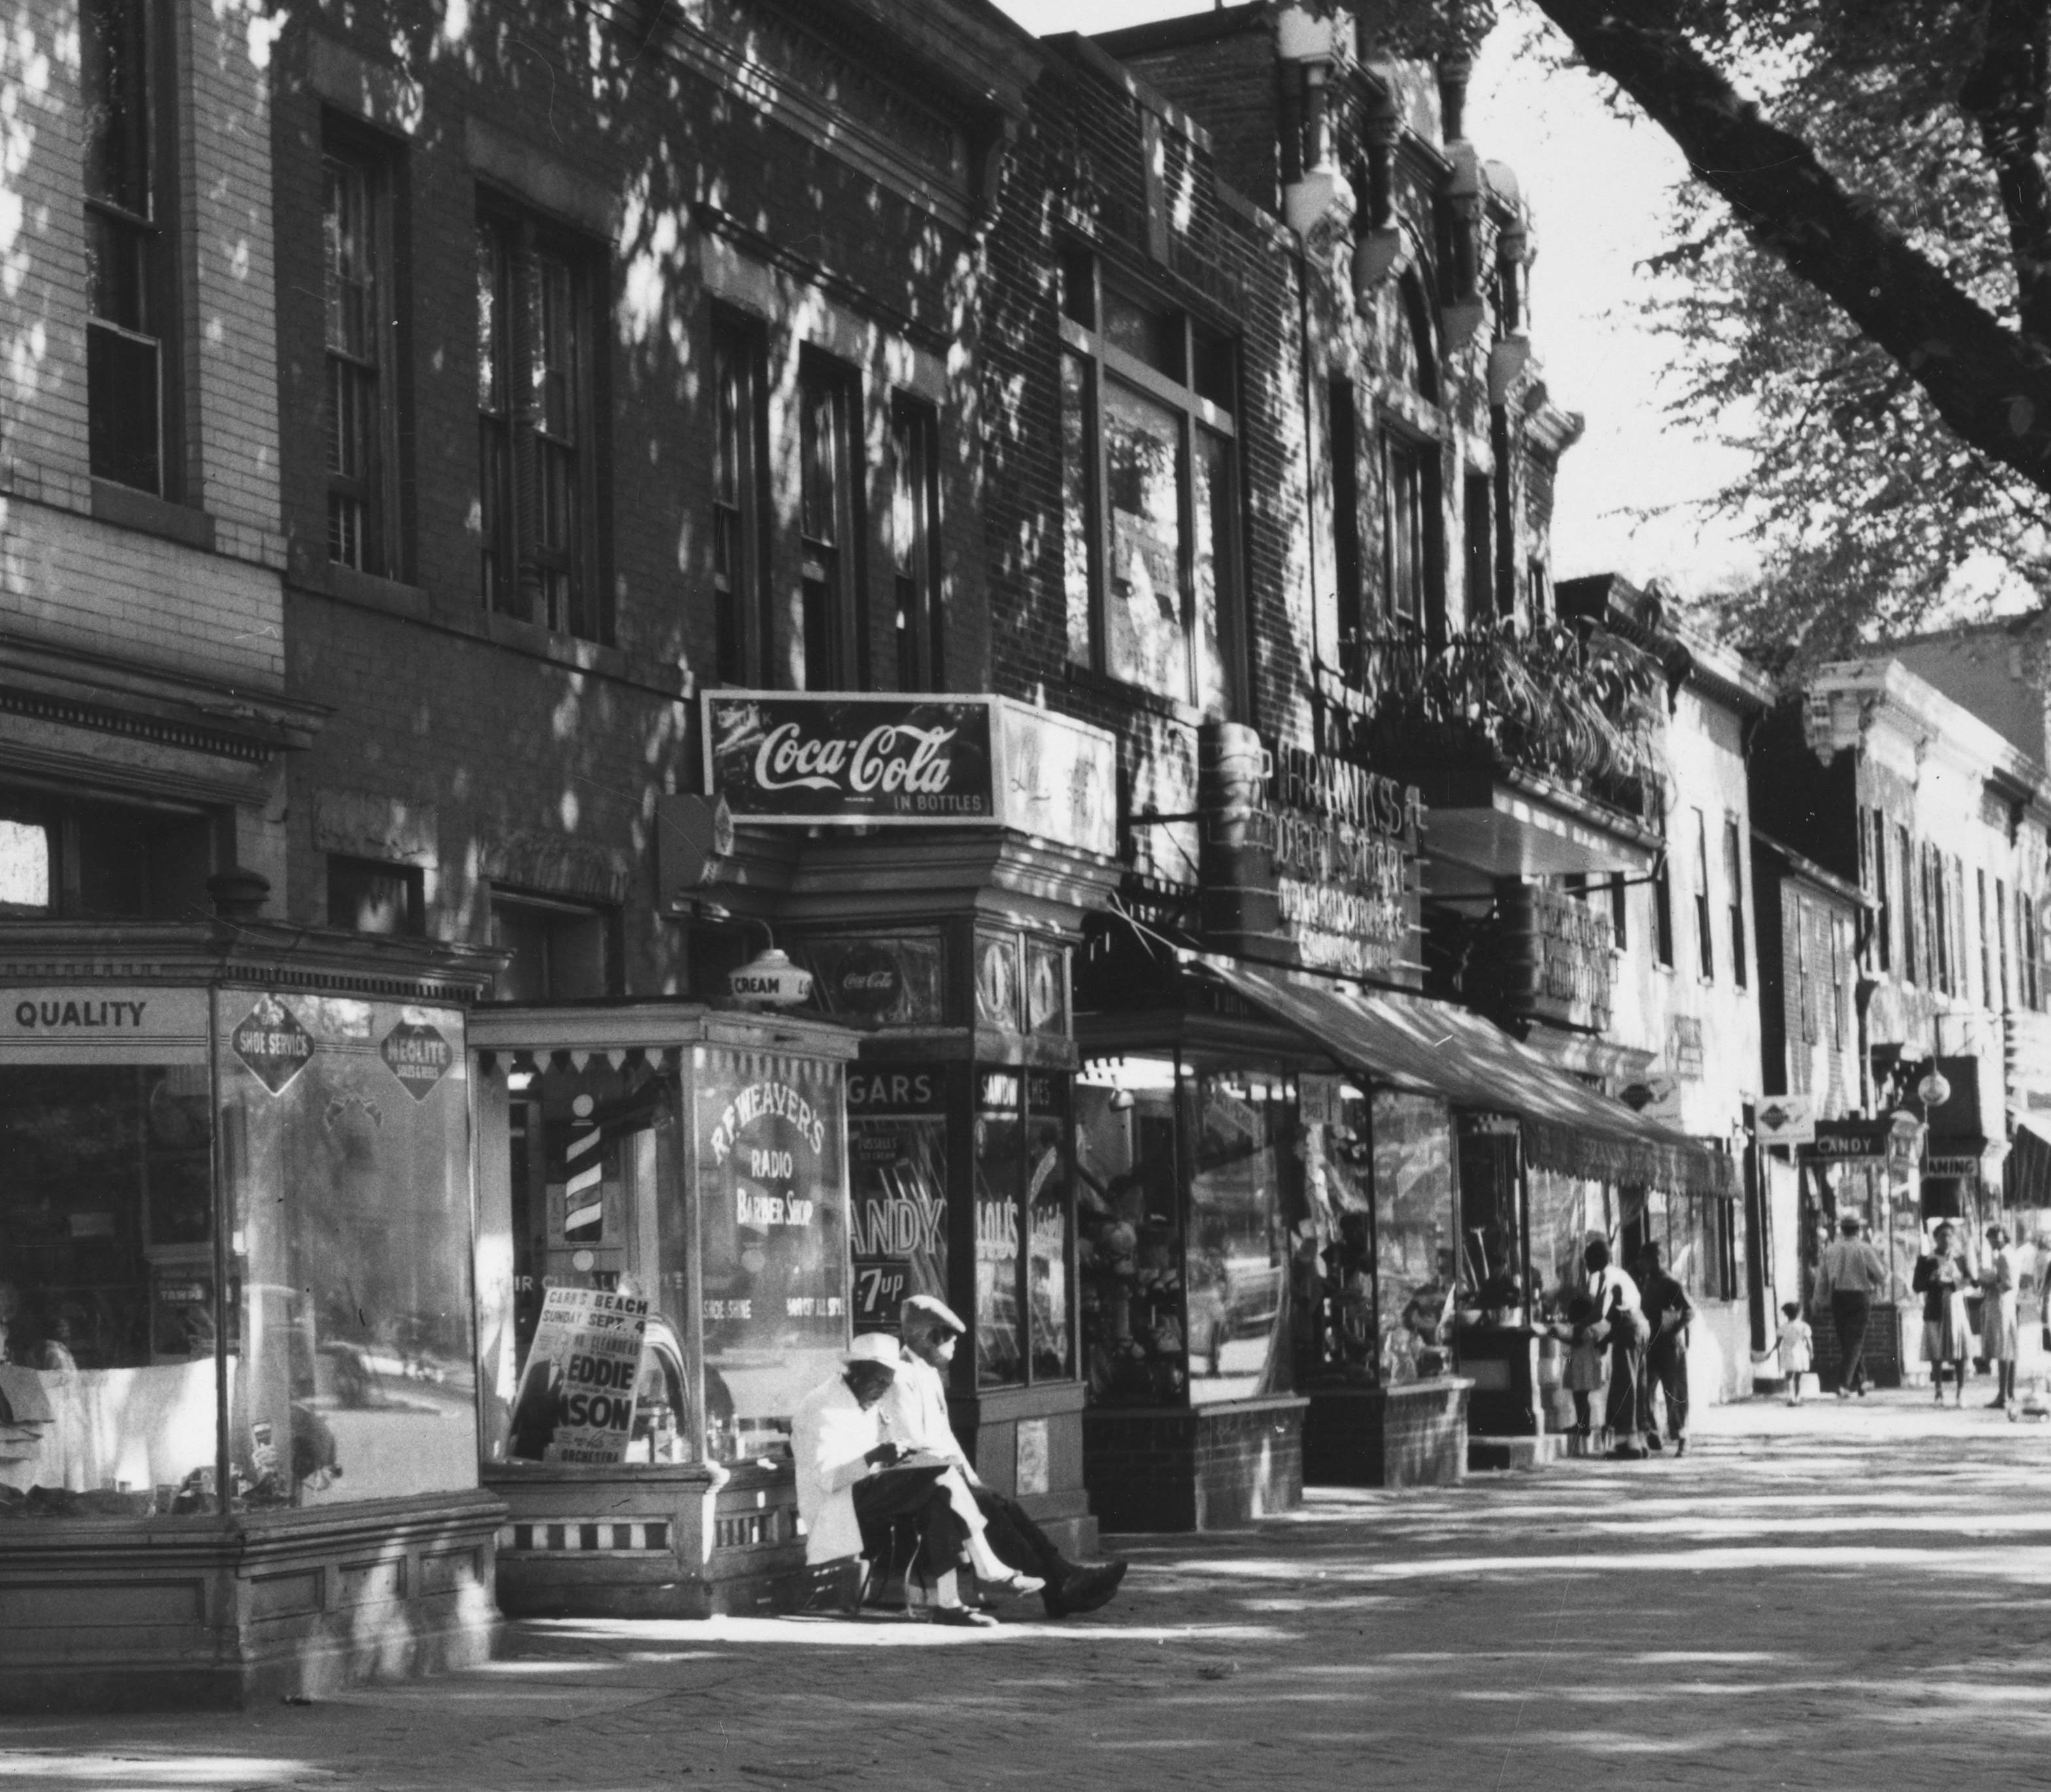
[499,1520,673,1553]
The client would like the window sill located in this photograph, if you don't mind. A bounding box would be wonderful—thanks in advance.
[1062,661,1206,728]
[293,562,686,698]
[90,479,216,553]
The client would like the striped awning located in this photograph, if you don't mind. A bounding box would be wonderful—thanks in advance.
[1193,955,1738,1201]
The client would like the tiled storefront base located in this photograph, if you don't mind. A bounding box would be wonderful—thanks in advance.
[0,1490,503,1712]
[1083,1396,1308,1533]
[1303,1378,1471,1488]
[484,1462,847,1619]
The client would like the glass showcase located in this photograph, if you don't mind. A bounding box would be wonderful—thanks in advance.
[1075,1055,1298,1408]
[0,983,479,1523]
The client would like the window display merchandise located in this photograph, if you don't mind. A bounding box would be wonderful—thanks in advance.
[471,1004,860,1619]
[0,924,501,1711]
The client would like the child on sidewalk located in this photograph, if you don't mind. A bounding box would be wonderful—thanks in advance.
[1563,1293,1606,1434]
[1752,1301,1814,1404]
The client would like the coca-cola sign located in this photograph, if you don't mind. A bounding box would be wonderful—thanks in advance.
[703,694,994,825]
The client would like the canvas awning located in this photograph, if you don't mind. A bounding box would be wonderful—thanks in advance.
[1193,955,1737,1200]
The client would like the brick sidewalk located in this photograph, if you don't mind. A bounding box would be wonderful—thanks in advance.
[8,1391,2051,1791]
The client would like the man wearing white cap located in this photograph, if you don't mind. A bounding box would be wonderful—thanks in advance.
[790,1332,991,1625]
[885,1294,1128,1619]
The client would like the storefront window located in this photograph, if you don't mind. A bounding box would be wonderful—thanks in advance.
[695,1047,848,1464]
[0,989,218,1518]
[1026,1071,1073,1381]
[847,1062,949,1336]
[496,1057,688,1466]
[221,991,475,1511]
[1373,1092,1455,1384]
[1457,1121,1521,1301]
[975,1070,1024,1387]
[1296,1079,1375,1383]
[1077,1059,1183,1406]
[1187,1070,1295,1405]
[1529,1166,1606,1311]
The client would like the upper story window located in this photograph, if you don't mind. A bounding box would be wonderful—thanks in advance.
[1897,824,1917,981]
[82,0,171,495]
[1329,377,1365,661]
[1691,808,1715,981]
[323,129,401,575]
[1463,470,1493,622]
[1383,433,1433,635]
[891,396,942,691]
[710,309,769,686]
[477,207,606,641]
[328,856,423,936]
[1724,817,1747,989]
[797,352,865,690]
[0,786,212,919]
[490,891,618,1002]
[1653,850,1675,970]
[1060,250,1240,717]
[1997,878,2012,1008]
[1867,808,1892,972]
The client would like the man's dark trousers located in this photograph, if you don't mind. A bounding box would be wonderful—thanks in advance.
[1831,1291,1873,1393]
[853,1466,967,1586]
[1647,1338,1688,1440]
[972,1485,1069,1583]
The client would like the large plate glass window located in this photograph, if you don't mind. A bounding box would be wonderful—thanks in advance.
[0,987,216,1518]
[1059,252,1240,717]
[218,991,475,1508]
[694,1047,849,1464]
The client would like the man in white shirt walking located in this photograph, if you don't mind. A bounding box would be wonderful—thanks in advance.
[1813,1213,1888,1397]
[790,1332,992,1626]
[882,1295,1128,1619]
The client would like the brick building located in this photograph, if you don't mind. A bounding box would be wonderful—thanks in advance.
[1750,656,2051,1388]
[1,0,1799,1706]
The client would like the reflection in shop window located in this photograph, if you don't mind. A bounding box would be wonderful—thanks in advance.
[1371,1093,1457,1383]
[0,1051,216,1519]
[975,1070,1025,1388]
[0,818,51,911]
[1026,1071,1073,1381]
[1187,1071,1296,1406]
[497,1058,688,1466]
[695,1048,849,1464]
[1077,1060,1183,1406]
[220,992,476,1511]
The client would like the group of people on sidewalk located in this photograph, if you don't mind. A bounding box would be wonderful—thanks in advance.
[1560,1234,1697,1461]
[1770,1213,2029,1408]
[789,1296,1128,1627]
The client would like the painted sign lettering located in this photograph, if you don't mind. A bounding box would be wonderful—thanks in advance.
[705,694,995,824]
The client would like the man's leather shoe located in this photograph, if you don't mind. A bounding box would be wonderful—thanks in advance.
[1045,1560,1127,1617]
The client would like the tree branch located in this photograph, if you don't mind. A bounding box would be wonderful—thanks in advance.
[1958,0,2051,344]
[1532,0,2051,498]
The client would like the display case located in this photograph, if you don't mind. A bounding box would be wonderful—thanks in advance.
[0,921,502,1711]
[471,1001,861,1618]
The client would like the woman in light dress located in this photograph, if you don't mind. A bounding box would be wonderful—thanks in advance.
[1980,1225,2020,1410]
[1914,1222,1974,1407]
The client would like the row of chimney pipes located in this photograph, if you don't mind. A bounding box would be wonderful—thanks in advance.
[1276,41,1529,337]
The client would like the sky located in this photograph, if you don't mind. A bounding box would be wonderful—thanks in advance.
[989,0,1760,598]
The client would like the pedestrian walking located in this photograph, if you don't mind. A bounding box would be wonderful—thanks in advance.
[1751,1301,1814,1404]
[1979,1225,2020,1410]
[1638,1242,1697,1457]
[1813,1213,1888,1398]
[1914,1222,1974,1406]
[1584,1236,1649,1459]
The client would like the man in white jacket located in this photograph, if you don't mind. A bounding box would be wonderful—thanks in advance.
[790,1332,994,1626]
[882,1296,1127,1619]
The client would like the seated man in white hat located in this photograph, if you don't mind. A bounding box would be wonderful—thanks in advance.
[790,1332,999,1627]
[883,1294,1128,1619]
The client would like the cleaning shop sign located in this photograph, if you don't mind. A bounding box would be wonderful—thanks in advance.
[703,694,994,824]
